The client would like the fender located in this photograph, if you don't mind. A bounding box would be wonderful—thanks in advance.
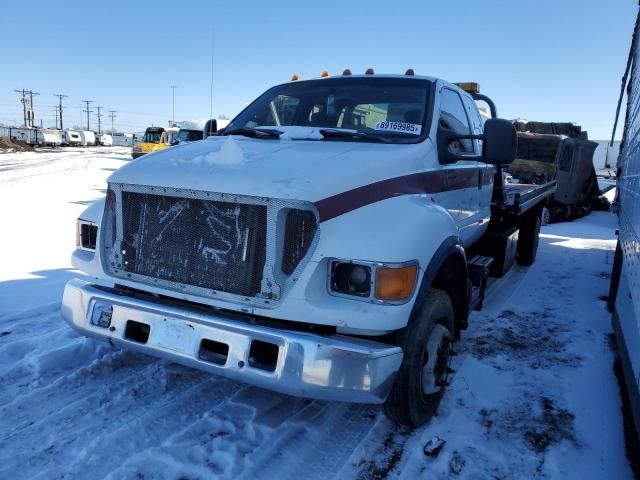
[78,197,105,224]
[407,235,469,337]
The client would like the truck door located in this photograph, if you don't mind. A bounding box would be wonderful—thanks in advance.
[462,94,493,229]
[437,88,483,246]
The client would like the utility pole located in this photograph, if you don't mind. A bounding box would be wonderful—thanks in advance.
[53,94,67,130]
[15,89,28,126]
[108,110,117,134]
[82,100,93,130]
[170,85,177,124]
[14,89,39,127]
[53,106,59,129]
[29,91,40,127]
[95,106,103,135]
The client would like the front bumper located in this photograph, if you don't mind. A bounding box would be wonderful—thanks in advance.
[131,151,146,159]
[61,279,403,403]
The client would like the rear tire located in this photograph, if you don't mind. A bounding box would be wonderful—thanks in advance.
[383,288,455,428]
[517,210,541,266]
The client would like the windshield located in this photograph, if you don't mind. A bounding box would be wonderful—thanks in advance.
[178,129,203,142]
[225,77,433,143]
[143,131,162,143]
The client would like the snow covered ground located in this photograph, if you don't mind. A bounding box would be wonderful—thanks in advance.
[0,147,634,479]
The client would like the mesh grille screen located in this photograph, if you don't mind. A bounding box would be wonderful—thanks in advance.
[120,191,267,297]
[282,209,317,275]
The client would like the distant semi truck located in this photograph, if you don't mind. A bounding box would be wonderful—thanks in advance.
[506,121,605,222]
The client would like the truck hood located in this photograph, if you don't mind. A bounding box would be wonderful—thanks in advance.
[109,133,432,202]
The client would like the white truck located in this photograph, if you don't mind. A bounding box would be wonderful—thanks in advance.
[62,72,554,426]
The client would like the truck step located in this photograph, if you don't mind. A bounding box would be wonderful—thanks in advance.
[469,255,494,311]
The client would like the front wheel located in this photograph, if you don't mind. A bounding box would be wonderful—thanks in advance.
[384,288,455,428]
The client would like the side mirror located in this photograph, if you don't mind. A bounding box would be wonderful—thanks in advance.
[482,118,517,165]
[437,118,517,165]
[203,119,218,138]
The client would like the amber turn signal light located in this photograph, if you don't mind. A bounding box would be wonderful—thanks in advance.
[375,265,417,301]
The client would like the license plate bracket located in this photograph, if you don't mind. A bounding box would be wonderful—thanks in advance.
[154,318,198,353]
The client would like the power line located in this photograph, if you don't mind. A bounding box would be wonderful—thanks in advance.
[82,100,93,130]
[53,94,67,130]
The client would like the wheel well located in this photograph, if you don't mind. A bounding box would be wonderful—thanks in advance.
[431,250,469,338]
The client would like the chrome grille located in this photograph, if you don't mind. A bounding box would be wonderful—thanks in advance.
[116,190,266,297]
[102,183,320,305]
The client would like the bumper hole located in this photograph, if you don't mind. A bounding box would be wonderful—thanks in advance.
[124,320,150,344]
[248,340,279,372]
[198,339,229,366]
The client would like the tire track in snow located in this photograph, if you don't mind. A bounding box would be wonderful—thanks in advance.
[31,374,247,480]
[0,348,156,439]
[102,387,321,479]
[0,360,212,479]
[231,400,380,480]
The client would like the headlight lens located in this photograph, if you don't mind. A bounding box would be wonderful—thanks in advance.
[330,262,372,297]
[76,221,98,250]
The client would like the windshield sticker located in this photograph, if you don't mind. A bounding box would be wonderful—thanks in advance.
[374,121,422,135]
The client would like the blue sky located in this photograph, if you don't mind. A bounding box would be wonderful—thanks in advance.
[0,0,636,139]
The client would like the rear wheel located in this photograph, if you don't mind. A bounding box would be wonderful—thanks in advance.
[517,210,541,266]
[384,288,455,428]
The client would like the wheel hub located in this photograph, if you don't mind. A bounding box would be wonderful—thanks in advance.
[422,324,452,395]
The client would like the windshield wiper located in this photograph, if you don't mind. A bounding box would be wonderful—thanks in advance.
[319,129,390,143]
[222,128,282,139]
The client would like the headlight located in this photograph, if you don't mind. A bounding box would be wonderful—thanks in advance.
[329,260,418,303]
[331,262,372,297]
[76,221,98,250]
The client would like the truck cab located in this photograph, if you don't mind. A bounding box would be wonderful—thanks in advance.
[131,126,172,158]
[63,72,553,427]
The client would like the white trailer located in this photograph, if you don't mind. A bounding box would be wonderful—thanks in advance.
[111,133,134,146]
[99,134,113,146]
[79,131,96,146]
[37,129,62,147]
[7,127,38,145]
[62,130,82,146]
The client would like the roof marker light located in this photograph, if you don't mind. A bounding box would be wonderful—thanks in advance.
[321,70,330,77]
[365,68,375,75]
[405,68,415,76]
[342,69,352,75]
[291,74,300,81]
[454,82,480,94]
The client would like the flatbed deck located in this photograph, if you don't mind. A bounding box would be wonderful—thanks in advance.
[492,181,556,216]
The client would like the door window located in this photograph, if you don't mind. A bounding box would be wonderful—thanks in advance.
[440,89,473,153]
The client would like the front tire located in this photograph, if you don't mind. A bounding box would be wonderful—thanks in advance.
[384,288,455,428]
